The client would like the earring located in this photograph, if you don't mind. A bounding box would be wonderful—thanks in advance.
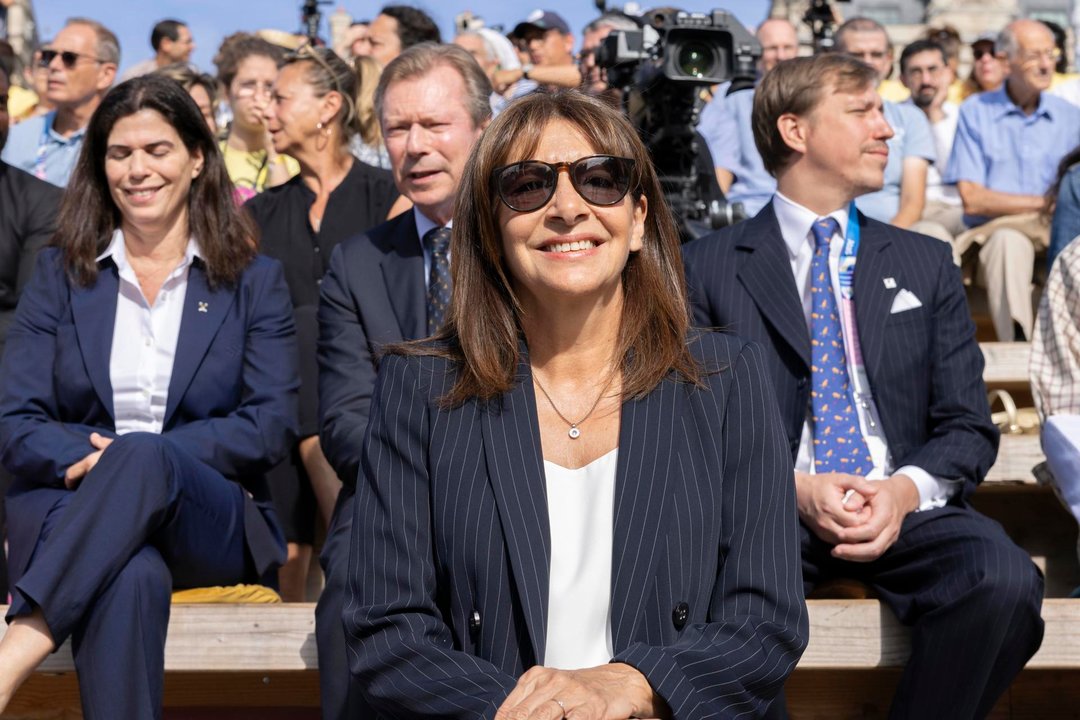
[316,121,324,130]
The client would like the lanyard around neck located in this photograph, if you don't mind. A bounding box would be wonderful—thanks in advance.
[838,201,861,299]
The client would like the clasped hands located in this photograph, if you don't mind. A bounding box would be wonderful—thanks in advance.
[64,432,114,489]
[495,663,670,720]
[795,471,920,562]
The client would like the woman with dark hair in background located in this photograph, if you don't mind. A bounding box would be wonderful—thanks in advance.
[344,90,806,718]
[0,74,298,717]
[214,33,298,201]
[155,62,220,134]
[246,45,399,600]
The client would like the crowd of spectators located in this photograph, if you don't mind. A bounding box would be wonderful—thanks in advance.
[2,4,1080,719]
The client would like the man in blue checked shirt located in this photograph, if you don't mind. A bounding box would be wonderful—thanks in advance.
[1,18,118,188]
[945,19,1080,341]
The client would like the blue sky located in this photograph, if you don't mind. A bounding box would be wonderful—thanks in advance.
[33,1,769,74]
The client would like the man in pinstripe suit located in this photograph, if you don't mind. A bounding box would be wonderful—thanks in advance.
[684,54,1044,718]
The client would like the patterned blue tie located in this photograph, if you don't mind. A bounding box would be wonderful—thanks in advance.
[809,217,873,475]
[423,226,452,335]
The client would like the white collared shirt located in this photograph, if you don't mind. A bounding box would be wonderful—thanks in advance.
[772,192,958,510]
[413,210,452,289]
[99,230,200,435]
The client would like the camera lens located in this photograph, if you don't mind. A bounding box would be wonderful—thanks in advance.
[676,41,718,78]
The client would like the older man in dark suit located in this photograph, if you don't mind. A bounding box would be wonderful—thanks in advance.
[683,53,1043,718]
[0,62,62,600]
[315,44,491,719]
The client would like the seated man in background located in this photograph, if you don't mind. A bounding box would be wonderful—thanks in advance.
[836,17,936,230]
[683,52,1044,718]
[698,17,798,219]
[1031,235,1080,589]
[946,19,1080,341]
[899,39,966,250]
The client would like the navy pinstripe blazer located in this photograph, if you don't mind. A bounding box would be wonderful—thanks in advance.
[682,203,998,501]
[343,332,808,719]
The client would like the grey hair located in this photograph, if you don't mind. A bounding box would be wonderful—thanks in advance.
[66,17,121,65]
[583,12,640,35]
[375,43,493,129]
[997,25,1020,59]
[836,16,893,52]
[455,30,497,62]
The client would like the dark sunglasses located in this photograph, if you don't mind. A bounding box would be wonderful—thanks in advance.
[973,46,996,60]
[492,155,636,213]
[38,49,106,69]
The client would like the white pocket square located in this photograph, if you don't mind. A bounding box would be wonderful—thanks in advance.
[890,288,923,314]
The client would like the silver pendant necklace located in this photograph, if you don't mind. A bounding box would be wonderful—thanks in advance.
[532,372,616,440]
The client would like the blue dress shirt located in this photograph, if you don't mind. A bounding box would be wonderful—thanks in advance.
[944,85,1080,228]
[856,101,936,223]
[699,87,775,218]
[0,112,85,188]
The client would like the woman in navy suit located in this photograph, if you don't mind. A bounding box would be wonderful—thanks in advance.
[0,75,299,717]
[344,90,807,719]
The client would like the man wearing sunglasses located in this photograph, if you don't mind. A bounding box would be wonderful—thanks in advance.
[314,44,491,720]
[0,17,118,188]
[683,52,1043,719]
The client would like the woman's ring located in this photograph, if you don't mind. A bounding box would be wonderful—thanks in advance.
[552,698,567,716]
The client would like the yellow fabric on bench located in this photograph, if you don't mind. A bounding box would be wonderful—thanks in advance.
[171,584,281,603]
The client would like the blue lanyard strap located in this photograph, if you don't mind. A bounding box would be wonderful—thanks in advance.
[33,111,57,181]
[838,201,860,299]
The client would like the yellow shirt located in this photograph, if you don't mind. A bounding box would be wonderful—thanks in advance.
[7,85,40,123]
[878,78,911,103]
[219,140,300,195]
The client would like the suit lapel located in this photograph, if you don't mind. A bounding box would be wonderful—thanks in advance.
[480,352,550,663]
[164,262,234,425]
[70,264,120,420]
[381,211,427,340]
[852,215,895,380]
[610,377,676,651]
[735,204,811,367]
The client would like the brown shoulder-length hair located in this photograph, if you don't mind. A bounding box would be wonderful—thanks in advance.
[400,89,701,406]
[53,74,256,288]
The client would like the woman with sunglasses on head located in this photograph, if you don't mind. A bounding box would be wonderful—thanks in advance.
[344,90,807,719]
[213,33,298,201]
[246,45,400,601]
[0,74,298,717]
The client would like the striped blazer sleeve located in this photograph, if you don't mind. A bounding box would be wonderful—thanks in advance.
[343,352,517,718]
[613,339,808,718]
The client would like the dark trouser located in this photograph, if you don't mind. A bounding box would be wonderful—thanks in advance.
[6,433,254,720]
[766,505,1044,720]
[316,483,372,719]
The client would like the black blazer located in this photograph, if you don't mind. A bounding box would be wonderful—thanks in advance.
[343,332,808,719]
[682,203,998,500]
[0,161,62,356]
[318,208,425,488]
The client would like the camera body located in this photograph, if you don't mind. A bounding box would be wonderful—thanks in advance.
[594,9,760,239]
[595,10,758,87]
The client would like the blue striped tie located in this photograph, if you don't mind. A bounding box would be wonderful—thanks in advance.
[809,217,873,475]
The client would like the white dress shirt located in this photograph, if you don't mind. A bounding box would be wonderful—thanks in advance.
[543,448,617,670]
[99,230,200,435]
[901,99,961,207]
[773,192,959,510]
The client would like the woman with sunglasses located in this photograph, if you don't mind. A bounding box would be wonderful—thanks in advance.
[343,90,807,719]
[246,45,400,601]
[0,74,298,717]
[213,34,298,202]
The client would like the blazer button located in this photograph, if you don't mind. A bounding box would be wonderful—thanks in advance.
[672,602,689,630]
[797,377,808,389]
[469,610,481,634]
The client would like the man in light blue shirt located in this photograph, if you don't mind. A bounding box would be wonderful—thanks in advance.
[835,17,936,228]
[1,18,118,187]
[699,17,798,218]
[945,19,1080,340]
